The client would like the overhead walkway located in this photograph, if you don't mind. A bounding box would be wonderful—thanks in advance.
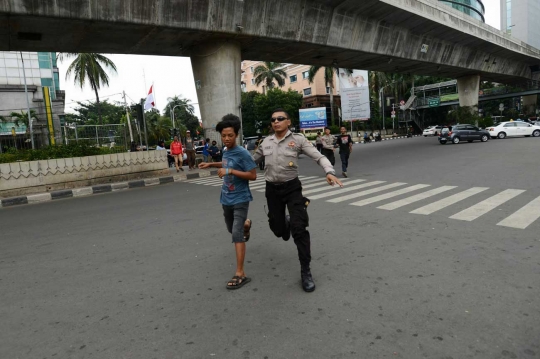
[413,80,540,109]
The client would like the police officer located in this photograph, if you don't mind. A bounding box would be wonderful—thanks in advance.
[253,108,344,292]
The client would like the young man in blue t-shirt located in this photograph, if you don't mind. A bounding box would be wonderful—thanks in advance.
[198,114,257,289]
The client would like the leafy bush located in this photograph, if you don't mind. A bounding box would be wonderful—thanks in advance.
[0,143,115,164]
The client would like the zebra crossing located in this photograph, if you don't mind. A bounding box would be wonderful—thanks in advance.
[183,175,540,230]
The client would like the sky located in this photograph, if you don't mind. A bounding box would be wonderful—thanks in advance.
[58,0,500,117]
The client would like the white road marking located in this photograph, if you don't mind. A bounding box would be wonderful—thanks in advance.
[309,181,387,200]
[450,189,526,221]
[302,179,366,195]
[378,186,457,210]
[325,182,405,202]
[254,177,323,192]
[497,195,540,229]
[410,187,489,215]
[350,184,431,207]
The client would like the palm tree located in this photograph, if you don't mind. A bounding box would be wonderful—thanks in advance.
[307,66,341,126]
[7,110,39,129]
[64,53,117,125]
[253,62,287,91]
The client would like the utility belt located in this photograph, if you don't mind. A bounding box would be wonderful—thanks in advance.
[266,177,300,189]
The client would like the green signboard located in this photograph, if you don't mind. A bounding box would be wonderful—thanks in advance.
[428,98,441,107]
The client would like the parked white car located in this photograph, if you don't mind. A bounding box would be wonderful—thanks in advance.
[488,121,540,139]
[423,126,442,136]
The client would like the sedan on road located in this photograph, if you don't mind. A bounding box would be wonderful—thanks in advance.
[488,121,540,139]
[438,124,490,144]
[423,126,443,136]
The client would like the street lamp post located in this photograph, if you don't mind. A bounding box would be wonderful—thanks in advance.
[379,82,396,135]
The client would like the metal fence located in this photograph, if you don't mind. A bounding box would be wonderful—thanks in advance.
[62,124,129,152]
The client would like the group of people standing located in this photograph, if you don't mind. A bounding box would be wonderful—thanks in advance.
[199,110,346,293]
[165,131,225,172]
[315,127,353,177]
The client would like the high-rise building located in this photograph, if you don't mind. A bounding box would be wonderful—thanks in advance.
[241,61,341,121]
[438,0,485,22]
[0,51,65,148]
[501,0,540,50]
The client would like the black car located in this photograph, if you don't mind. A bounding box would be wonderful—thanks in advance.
[438,124,490,145]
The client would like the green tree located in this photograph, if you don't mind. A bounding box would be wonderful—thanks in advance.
[254,88,303,132]
[68,100,125,125]
[241,91,262,137]
[64,53,118,125]
[253,62,287,90]
[2,110,40,129]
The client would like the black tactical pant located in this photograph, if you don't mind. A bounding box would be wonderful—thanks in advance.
[322,148,335,166]
[265,177,311,269]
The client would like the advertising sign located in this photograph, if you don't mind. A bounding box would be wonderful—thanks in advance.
[299,107,327,129]
[338,69,370,121]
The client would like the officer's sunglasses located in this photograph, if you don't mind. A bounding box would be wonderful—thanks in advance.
[270,116,288,123]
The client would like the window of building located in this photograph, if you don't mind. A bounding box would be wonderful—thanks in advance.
[303,88,312,96]
[251,78,255,85]
[250,66,254,73]
[37,52,51,69]
[41,78,53,87]
[326,86,331,94]
[290,75,297,83]
[302,71,309,79]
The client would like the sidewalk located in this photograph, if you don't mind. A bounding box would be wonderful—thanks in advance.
[353,134,422,144]
[0,165,218,208]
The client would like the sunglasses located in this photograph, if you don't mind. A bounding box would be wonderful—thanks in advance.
[270,116,288,123]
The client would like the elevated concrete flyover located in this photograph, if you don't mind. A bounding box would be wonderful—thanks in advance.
[2,0,539,130]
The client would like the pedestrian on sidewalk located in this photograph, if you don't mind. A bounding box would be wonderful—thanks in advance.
[170,136,184,172]
[336,126,353,178]
[184,130,196,170]
[321,127,336,166]
[253,108,344,293]
[208,140,221,162]
[202,138,210,162]
[315,132,323,153]
[198,114,257,290]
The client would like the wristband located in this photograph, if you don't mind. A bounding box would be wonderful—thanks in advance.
[226,168,229,176]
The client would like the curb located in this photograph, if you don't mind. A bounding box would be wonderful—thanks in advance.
[0,170,219,209]
[355,134,421,144]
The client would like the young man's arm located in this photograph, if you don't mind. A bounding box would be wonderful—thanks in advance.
[219,167,256,181]
[199,161,222,169]
[348,135,353,153]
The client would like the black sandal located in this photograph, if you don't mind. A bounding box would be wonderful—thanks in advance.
[243,219,252,242]
[226,276,251,290]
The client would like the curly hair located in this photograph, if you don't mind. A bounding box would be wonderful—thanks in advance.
[216,114,241,134]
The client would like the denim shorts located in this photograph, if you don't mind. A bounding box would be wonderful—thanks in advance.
[222,202,250,243]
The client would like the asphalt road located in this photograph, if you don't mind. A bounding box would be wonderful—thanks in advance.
[1,136,539,359]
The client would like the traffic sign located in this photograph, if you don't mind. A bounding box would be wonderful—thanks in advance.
[391,110,396,115]
[400,100,405,106]
[428,98,440,107]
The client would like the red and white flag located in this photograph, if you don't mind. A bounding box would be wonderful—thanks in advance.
[144,85,155,110]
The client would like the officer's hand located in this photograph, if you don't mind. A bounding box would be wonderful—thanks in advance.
[326,174,344,187]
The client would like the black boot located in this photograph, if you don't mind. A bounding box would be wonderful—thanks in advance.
[282,215,291,241]
[301,269,316,292]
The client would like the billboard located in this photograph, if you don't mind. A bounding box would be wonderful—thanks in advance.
[299,107,327,129]
[338,69,370,121]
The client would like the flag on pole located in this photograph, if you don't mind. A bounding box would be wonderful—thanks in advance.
[144,85,155,110]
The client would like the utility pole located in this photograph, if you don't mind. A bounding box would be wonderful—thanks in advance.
[140,99,149,150]
[123,91,134,143]
[20,52,35,149]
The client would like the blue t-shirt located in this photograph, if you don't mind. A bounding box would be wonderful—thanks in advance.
[203,143,209,156]
[220,146,257,206]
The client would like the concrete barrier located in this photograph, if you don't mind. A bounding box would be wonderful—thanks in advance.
[0,151,169,198]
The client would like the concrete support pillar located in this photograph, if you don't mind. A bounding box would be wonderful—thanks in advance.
[522,95,537,116]
[190,41,242,144]
[457,75,480,112]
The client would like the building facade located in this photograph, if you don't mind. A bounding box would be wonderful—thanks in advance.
[501,0,540,50]
[0,51,65,150]
[241,61,341,124]
[438,0,485,22]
